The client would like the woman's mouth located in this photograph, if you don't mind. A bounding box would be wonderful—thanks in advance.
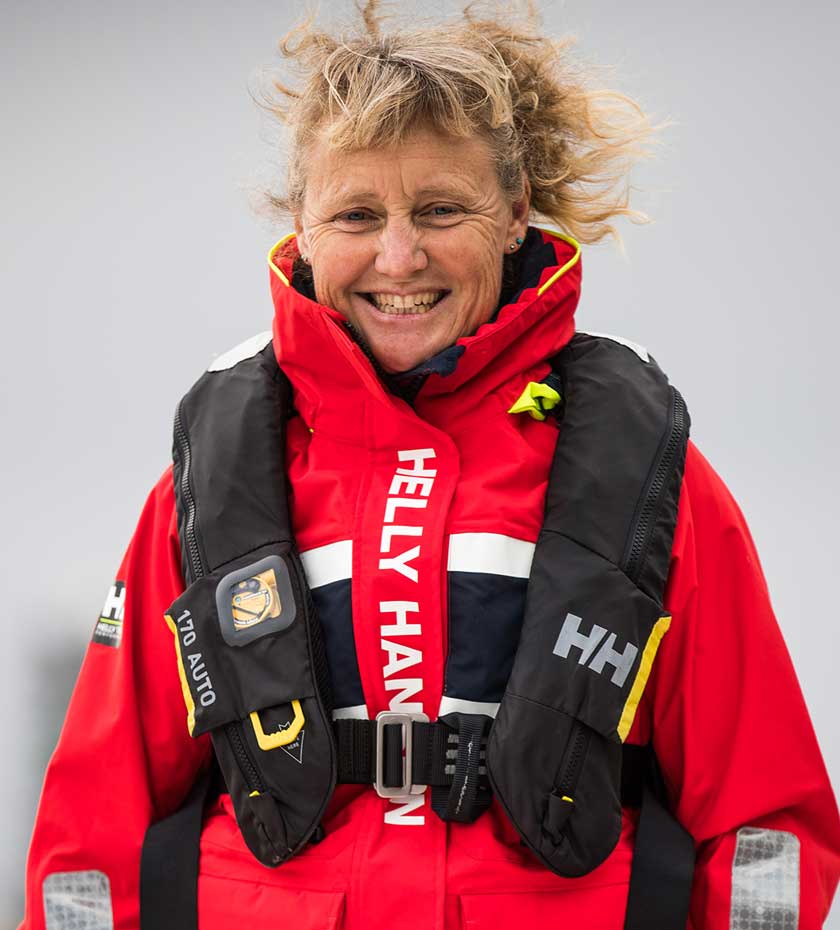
[361,290,449,315]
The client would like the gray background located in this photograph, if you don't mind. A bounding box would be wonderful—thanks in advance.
[2,0,838,926]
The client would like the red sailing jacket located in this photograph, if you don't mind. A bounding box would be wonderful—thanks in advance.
[21,229,840,930]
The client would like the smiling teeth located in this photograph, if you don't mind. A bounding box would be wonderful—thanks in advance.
[369,291,444,314]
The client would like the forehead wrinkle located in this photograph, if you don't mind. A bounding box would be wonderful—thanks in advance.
[316,174,486,210]
[304,125,502,216]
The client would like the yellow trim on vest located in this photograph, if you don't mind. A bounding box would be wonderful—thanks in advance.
[617,615,672,742]
[508,381,562,421]
[165,613,196,736]
[250,699,305,750]
[536,230,581,296]
[267,232,297,286]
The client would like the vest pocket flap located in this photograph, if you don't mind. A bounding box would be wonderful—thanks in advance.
[511,531,669,742]
[166,551,316,737]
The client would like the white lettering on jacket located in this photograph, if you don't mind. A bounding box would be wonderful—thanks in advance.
[378,449,437,826]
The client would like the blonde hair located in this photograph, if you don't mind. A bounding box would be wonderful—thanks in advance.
[261,1,662,245]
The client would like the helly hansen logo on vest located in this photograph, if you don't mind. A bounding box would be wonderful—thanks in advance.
[552,613,638,687]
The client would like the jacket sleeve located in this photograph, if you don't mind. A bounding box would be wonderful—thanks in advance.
[652,440,840,929]
[19,468,212,930]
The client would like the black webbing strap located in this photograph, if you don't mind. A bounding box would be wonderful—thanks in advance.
[139,740,694,930]
[334,719,665,810]
[139,769,213,930]
[434,713,493,823]
[334,718,475,789]
[622,745,696,930]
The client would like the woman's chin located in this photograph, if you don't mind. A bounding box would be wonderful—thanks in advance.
[374,345,437,374]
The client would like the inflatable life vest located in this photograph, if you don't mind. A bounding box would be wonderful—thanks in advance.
[141,333,695,927]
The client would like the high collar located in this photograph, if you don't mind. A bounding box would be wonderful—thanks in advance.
[267,226,582,431]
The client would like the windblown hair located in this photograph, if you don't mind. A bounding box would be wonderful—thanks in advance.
[261,1,661,244]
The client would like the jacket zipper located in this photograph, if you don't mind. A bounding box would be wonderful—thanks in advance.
[173,402,204,584]
[174,402,266,794]
[622,387,687,583]
[225,721,266,793]
[557,722,589,799]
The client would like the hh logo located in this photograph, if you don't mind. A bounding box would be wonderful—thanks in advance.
[231,568,282,630]
[92,581,126,649]
[552,613,638,687]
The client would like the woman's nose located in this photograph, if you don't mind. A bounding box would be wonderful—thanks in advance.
[374,221,428,278]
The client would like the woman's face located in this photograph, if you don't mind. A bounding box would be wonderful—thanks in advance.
[294,126,530,373]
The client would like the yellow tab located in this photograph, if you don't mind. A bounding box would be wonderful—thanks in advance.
[249,790,261,798]
[561,796,574,803]
[250,700,305,750]
[617,615,672,742]
[165,614,196,736]
[508,381,562,421]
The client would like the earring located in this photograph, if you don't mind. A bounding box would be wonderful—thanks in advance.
[508,236,524,251]
[300,255,310,264]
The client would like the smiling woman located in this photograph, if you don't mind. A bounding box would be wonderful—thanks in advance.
[262,0,655,378]
[18,2,840,930]
[294,127,531,372]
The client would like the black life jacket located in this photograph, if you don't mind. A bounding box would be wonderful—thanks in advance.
[140,332,695,929]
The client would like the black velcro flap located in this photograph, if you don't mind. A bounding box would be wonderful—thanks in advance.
[166,545,314,737]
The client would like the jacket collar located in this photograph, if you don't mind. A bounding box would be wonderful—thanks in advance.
[267,226,582,426]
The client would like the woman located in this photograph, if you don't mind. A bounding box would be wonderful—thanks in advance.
[20,4,840,929]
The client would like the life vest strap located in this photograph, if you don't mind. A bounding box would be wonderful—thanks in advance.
[140,742,691,929]
[139,769,213,930]
[334,718,488,791]
[334,718,651,809]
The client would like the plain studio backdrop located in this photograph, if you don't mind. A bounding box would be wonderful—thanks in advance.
[2,0,838,925]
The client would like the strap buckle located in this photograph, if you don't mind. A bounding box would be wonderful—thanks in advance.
[374,711,429,798]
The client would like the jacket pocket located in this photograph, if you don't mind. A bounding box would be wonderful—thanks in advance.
[198,873,345,929]
[459,884,628,930]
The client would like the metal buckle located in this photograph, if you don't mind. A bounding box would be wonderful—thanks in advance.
[374,711,429,798]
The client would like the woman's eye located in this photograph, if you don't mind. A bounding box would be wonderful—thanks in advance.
[427,205,460,217]
[338,210,373,223]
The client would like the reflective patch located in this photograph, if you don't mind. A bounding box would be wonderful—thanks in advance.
[43,871,113,930]
[300,539,353,588]
[207,331,272,371]
[730,827,800,930]
[438,696,499,718]
[447,533,535,579]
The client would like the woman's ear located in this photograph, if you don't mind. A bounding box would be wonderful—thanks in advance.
[508,173,532,244]
[293,215,309,258]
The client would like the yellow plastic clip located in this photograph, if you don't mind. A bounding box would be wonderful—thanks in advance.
[508,381,562,421]
[250,699,305,751]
